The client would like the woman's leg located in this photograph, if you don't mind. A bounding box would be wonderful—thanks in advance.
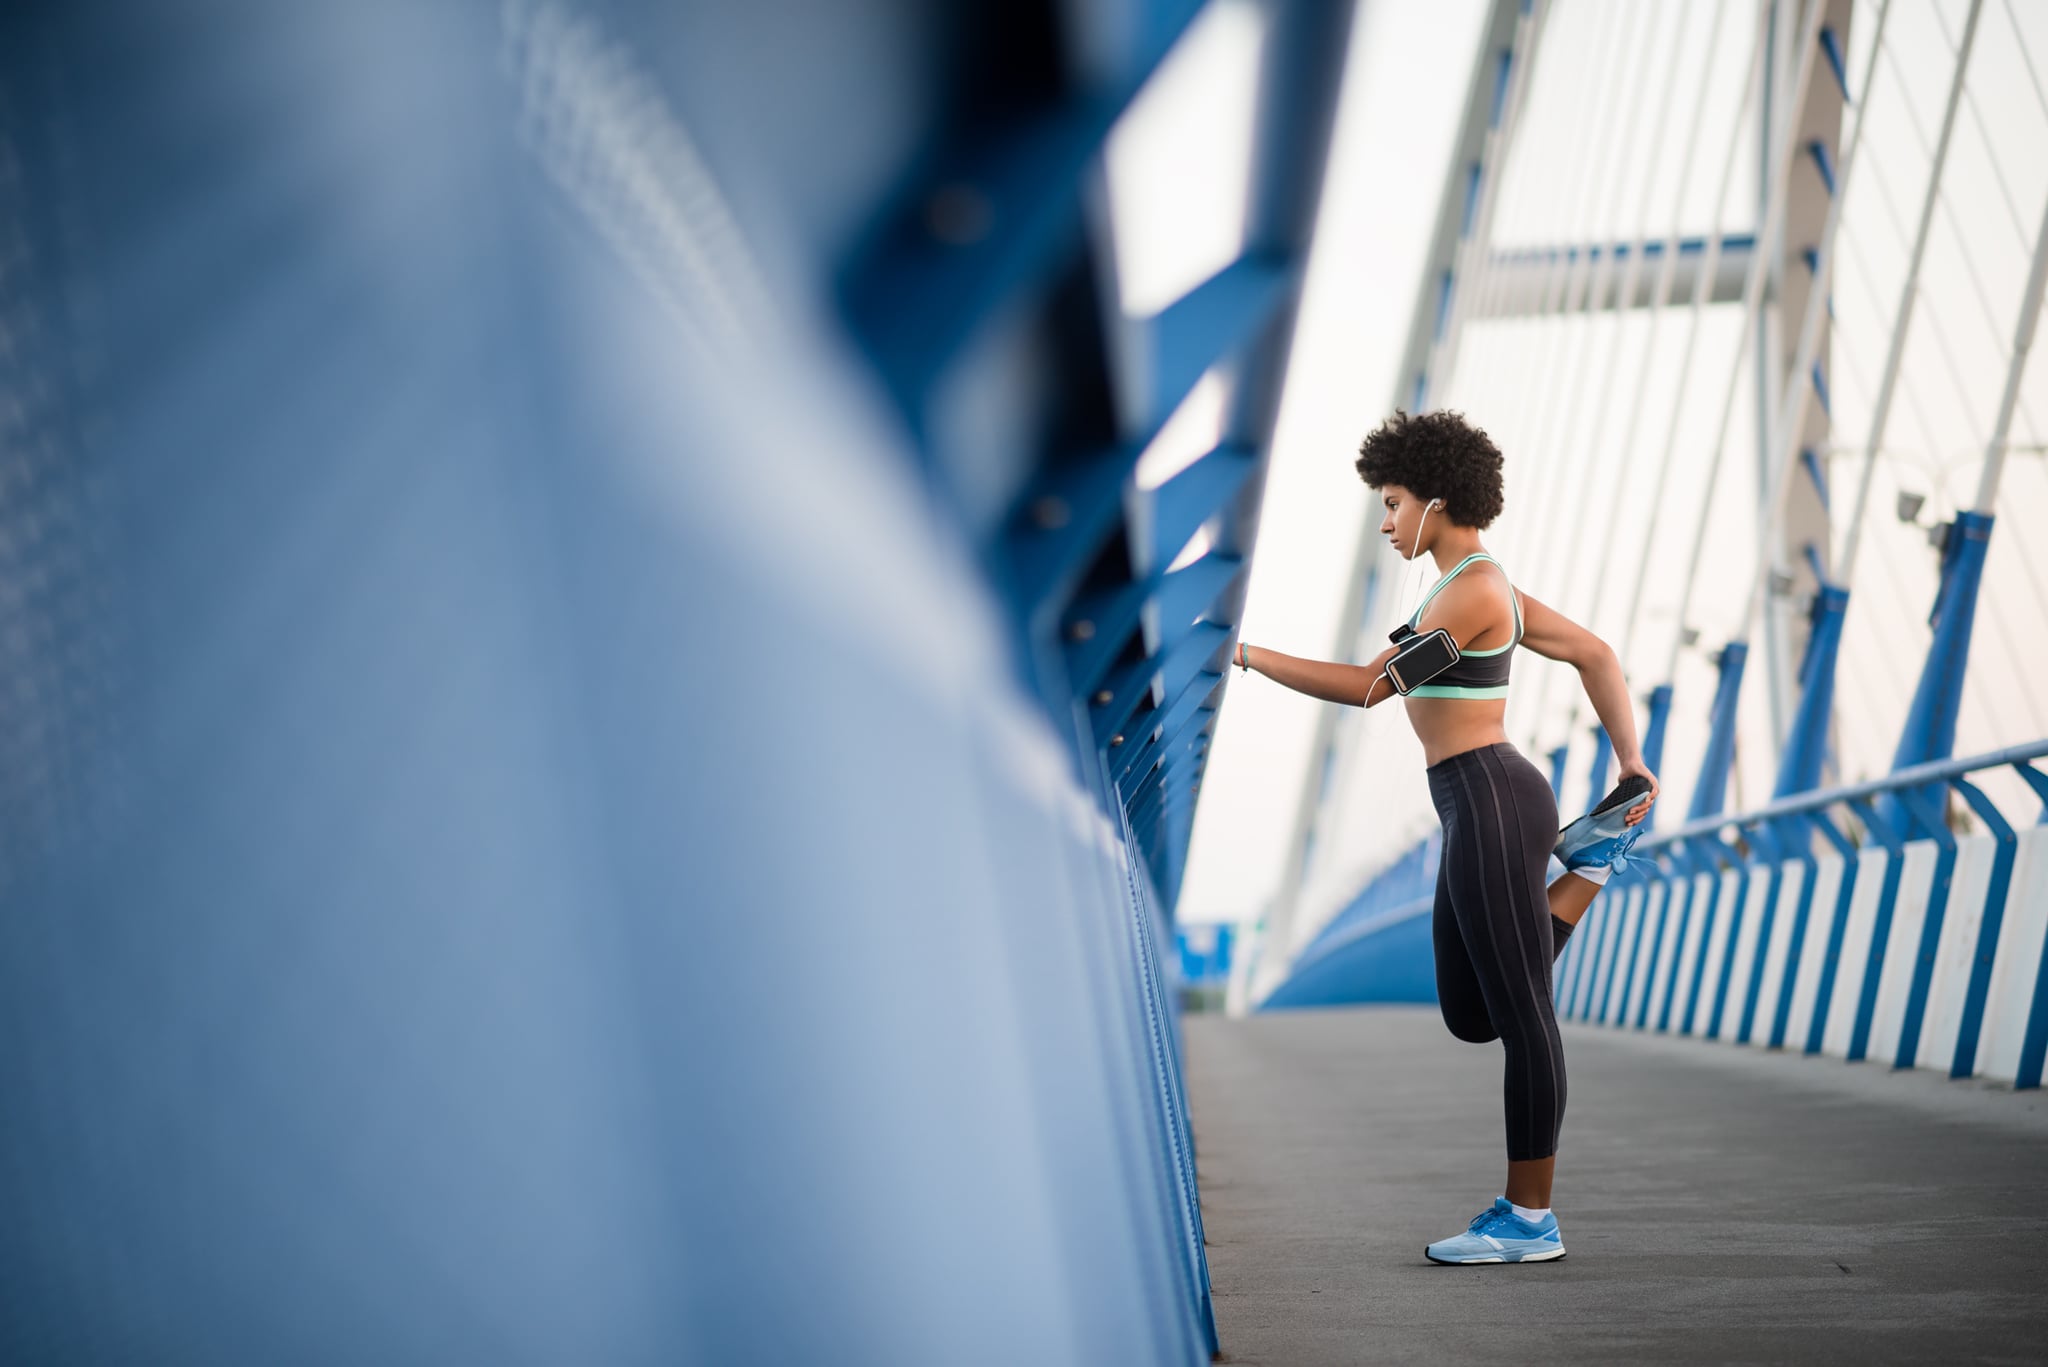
[1434,747,1567,1208]
[1549,871,1601,926]
[1433,846,1499,1044]
[1546,871,1603,961]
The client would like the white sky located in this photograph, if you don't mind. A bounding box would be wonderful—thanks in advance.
[1105,0,2048,931]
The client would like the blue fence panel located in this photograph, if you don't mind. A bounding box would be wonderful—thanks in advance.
[0,2,1298,1360]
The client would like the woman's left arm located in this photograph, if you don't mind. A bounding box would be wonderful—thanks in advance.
[1511,587,1660,820]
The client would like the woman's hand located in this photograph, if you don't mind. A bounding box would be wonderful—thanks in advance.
[1616,760,1659,826]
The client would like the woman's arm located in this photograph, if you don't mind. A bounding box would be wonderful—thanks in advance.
[1241,570,1513,709]
[1239,642,1395,708]
[1511,586,1660,819]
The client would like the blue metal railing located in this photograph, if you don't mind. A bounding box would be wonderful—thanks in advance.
[1268,739,2048,1094]
[1557,739,2048,1088]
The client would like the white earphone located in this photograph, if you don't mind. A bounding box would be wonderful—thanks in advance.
[1400,500,1449,565]
[1396,496,1447,623]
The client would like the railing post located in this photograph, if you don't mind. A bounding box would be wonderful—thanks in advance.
[1680,834,1735,1036]
[1654,841,1705,1034]
[1890,783,1959,1071]
[1704,824,1767,1040]
[1761,814,1823,1050]
[1625,856,1676,1030]
[1845,796,1909,1062]
[1803,806,1863,1055]
[1948,776,2017,1079]
[1729,820,1787,1045]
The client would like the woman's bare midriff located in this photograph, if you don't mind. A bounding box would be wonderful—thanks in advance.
[1405,695,1511,767]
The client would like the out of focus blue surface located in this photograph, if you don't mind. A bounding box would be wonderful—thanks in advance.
[0,0,1369,1359]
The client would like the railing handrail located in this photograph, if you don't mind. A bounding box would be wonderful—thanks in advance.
[1279,737,2048,989]
[1636,738,2048,850]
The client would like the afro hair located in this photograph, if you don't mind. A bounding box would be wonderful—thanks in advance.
[1354,409,1504,529]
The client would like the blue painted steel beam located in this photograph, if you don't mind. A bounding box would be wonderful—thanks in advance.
[1808,138,1837,196]
[1776,582,1849,798]
[1098,620,1229,749]
[1066,575,1157,695]
[1143,258,1292,429]
[1007,444,1153,640]
[1820,25,1852,104]
[1800,446,1830,509]
[1149,443,1259,569]
[1002,283,1275,652]
[1640,683,1673,831]
[1133,733,1202,813]
[838,2,1209,427]
[1688,641,1749,822]
[2014,763,2048,821]
[1117,672,1224,789]
[1883,509,1995,839]
[1584,722,1613,814]
[1155,555,1247,646]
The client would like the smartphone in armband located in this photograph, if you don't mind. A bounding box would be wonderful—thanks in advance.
[1382,625,1461,695]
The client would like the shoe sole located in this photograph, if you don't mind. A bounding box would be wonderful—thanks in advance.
[1424,1246,1567,1265]
[1589,775,1652,818]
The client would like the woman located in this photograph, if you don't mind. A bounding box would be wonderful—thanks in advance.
[1234,408,1659,1266]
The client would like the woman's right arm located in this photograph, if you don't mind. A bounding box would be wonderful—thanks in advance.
[1241,641,1402,708]
[1241,571,1508,709]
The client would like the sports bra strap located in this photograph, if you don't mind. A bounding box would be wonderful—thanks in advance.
[1411,552,1522,644]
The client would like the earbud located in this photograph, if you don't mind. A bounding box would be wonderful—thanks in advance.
[1431,499,1444,510]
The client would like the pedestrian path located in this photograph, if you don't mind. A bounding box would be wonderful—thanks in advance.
[1184,1005,2048,1365]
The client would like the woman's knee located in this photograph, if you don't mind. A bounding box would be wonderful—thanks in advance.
[1441,1010,1499,1044]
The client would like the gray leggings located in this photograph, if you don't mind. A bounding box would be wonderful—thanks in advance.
[1427,741,1567,1163]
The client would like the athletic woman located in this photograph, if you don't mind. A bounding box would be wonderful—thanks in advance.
[1233,408,1659,1265]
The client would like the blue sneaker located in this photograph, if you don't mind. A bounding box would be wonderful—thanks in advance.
[1554,775,1652,875]
[1424,1197,1567,1265]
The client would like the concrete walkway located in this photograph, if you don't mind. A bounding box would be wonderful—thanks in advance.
[1184,1005,2048,1366]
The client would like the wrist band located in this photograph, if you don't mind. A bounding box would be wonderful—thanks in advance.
[1236,642,1249,672]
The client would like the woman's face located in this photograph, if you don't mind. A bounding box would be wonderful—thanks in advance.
[1376,484,1436,558]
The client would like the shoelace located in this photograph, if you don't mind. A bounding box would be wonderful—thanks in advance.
[1467,1204,1552,1240]
[1605,824,1647,874]
[1569,822,1647,876]
[1466,1205,1510,1235]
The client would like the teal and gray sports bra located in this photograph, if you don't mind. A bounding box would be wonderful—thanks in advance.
[1404,551,1522,699]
